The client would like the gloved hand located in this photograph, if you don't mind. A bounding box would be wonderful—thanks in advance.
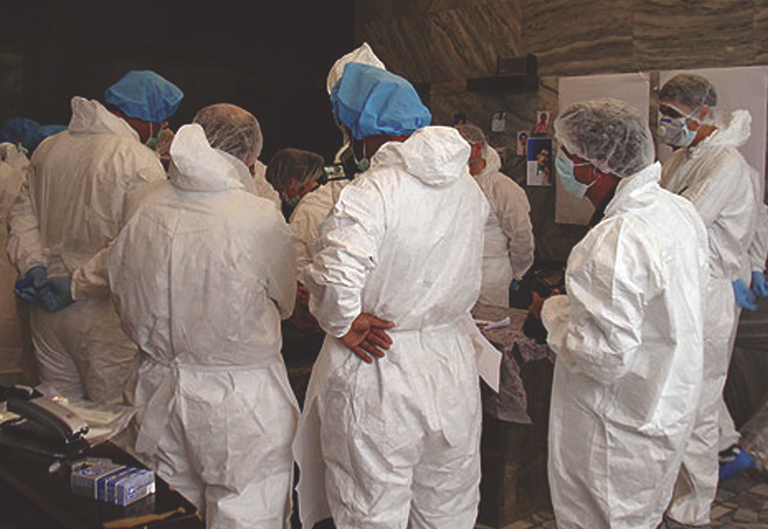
[733,279,757,312]
[752,270,768,298]
[13,265,48,302]
[38,276,74,312]
[510,279,520,292]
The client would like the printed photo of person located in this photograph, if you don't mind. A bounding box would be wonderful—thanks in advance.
[534,111,550,135]
[517,130,529,156]
[527,138,552,186]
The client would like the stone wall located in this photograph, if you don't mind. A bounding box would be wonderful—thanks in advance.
[355,0,768,261]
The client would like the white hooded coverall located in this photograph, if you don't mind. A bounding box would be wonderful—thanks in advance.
[474,147,534,307]
[107,124,299,529]
[6,97,166,403]
[251,158,281,208]
[295,126,490,529]
[289,179,348,281]
[0,143,34,383]
[660,110,763,525]
[542,162,708,529]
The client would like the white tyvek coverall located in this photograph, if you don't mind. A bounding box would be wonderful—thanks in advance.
[474,147,534,307]
[295,126,490,529]
[542,162,708,529]
[289,179,348,280]
[251,159,281,208]
[0,143,33,383]
[660,110,761,525]
[717,166,768,451]
[6,97,166,403]
[107,124,298,529]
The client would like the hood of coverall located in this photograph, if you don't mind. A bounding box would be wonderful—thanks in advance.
[68,97,140,140]
[476,145,503,178]
[694,109,751,153]
[370,125,472,188]
[168,124,249,193]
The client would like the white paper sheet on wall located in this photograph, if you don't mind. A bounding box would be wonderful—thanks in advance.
[556,73,651,225]
[659,66,768,199]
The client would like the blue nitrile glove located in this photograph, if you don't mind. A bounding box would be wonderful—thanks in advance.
[39,276,74,312]
[510,279,521,292]
[752,270,768,298]
[733,279,757,312]
[13,265,48,302]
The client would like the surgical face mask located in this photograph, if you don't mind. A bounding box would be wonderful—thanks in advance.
[145,125,164,148]
[556,150,593,199]
[353,150,370,172]
[658,115,696,148]
[280,192,300,208]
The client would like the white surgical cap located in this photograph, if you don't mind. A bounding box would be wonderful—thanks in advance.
[660,74,718,124]
[455,123,488,158]
[554,98,654,178]
[192,103,263,165]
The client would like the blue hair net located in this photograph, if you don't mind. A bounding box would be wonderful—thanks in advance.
[104,70,183,123]
[0,118,66,152]
[331,63,431,139]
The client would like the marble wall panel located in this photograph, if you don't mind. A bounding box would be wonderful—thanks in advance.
[756,0,768,64]
[354,0,435,25]
[357,15,435,83]
[429,4,523,82]
[634,0,755,70]
[521,0,635,76]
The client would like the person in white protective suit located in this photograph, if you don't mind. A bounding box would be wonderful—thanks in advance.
[657,74,768,526]
[0,141,34,384]
[191,103,280,208]
[107,122,299,529]
[2,119,67,386]
[264,147,327,406]
[6,70,182,403]
[542,99,709,529]
[294,61,493,529]
[456,123,535,307]
[286,42,387,280]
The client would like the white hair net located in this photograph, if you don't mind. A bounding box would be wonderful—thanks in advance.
[554,98,654,179]
[192,103,262,165]
[326,42,386,95]
[659,74,718,124]
[455,123,488,158]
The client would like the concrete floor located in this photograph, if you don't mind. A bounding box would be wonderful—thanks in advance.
[477,469,768,529]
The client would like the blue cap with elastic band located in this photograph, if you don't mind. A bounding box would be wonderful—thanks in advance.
[331,63,431,139]
[104,70,183,123]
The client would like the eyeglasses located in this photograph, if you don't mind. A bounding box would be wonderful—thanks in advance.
[659,104,685,120]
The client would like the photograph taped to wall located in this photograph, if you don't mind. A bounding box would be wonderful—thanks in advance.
[533,111,549,135]
[491,112,507,132]
[557,72,650,224]
[527,138,552,186]
[659,66,768,199]
[517,131,529,157]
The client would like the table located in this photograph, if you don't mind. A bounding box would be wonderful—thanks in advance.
[472,303,555,528]
[0,441,203,529]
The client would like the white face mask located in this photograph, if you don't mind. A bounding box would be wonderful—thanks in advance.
[555,149,594,199]
[658,103,698,148]
[658,116,696,148]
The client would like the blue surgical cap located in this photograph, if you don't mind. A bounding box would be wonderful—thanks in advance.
[331,63,431,139]
[104,70,183,123]
[0,118,66,152]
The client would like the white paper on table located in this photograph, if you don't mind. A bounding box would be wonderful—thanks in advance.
[464,315,502,392]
